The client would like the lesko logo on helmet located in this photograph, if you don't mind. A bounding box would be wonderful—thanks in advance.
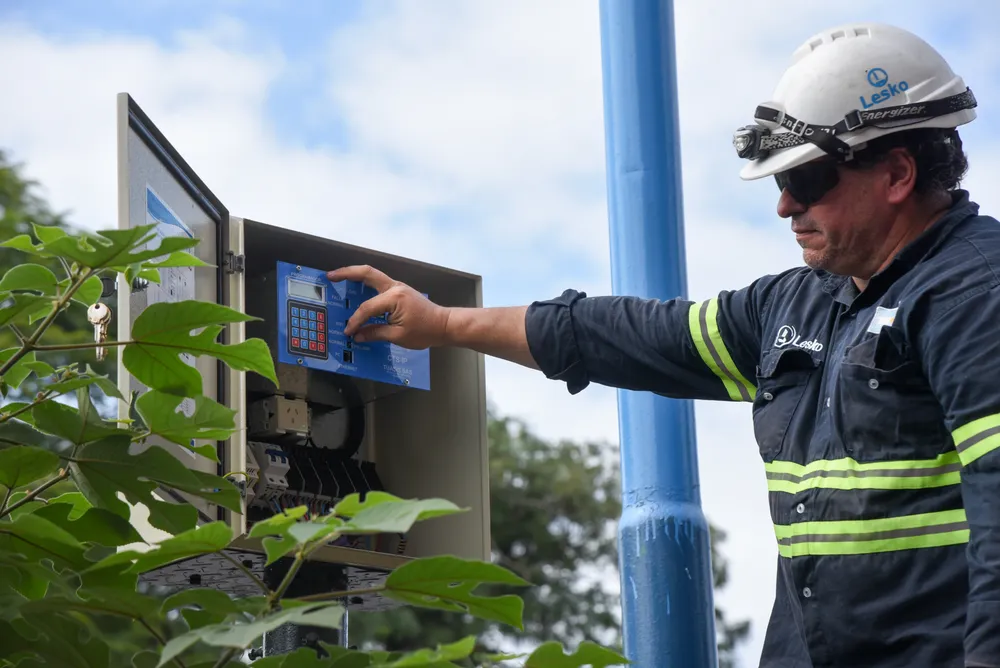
[862,67,910,110]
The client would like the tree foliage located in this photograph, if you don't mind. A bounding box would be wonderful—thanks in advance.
[0,150,112,396]
[0,154,629,667]
[351,413,750,667]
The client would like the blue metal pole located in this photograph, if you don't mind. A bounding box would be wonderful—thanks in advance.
[598,2,718,667]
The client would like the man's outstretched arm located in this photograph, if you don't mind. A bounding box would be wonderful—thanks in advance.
[441,305,538,370]
[328,264,773,401]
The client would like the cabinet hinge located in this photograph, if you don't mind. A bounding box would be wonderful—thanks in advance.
[223,251,245,274]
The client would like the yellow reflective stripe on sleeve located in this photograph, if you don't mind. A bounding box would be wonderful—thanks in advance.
[774,509,969,558]
[764,452,962,494]
[952,412,1000,466]
[688,299,756,402]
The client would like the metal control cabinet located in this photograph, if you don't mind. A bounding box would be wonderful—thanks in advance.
[114,93,490,606]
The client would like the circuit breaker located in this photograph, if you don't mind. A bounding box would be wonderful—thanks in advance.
[113,93,491,603]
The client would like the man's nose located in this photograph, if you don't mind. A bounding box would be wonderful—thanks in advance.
[777,188,807,218]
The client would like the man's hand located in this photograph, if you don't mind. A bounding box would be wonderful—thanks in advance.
[327,264,539,369]
[326,265,451,349]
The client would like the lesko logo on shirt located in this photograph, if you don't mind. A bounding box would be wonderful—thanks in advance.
[774,324,824,352]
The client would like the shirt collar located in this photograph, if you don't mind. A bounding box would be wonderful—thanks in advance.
[817,189,980,308]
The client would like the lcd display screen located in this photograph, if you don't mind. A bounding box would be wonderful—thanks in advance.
[288,279,325,302]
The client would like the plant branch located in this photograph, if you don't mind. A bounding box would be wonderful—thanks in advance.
[8,323,25,343]
[0,269,94,375]
[139,619,188,668]
[220,551,270,596]
[270,552,305,604]
[211,648,239,668]
[32,340,130,352]
[294,585,384,604]
[0,468,69,518]
[0,486,12,515]
[0,388,54,425]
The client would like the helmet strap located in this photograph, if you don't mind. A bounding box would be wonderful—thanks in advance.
[736,88,978,162]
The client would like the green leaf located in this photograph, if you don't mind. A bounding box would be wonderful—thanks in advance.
[43,491,92,517]
[159,602,346,667]
[11,610,112,668]
[0,264,59,295]
[336,493,466,535]
[248,646,376,668]
[132,651,160,668]
[32,223,68,245]
[19,587,162,624]
[0,294,52,328]
[0,419,53,448]
[24,360,56,378]
[146,251,214,268]
[135,390,236,458]
[247,505,309,564]
[81,363,124,400]
[31,399,121,445]
[289,520,342,545]
[1,233,44,255]
[248,648,328,668]
[70,435,241,534]
[0,445,59,490]
[39,224,200,271]
[93,521,233,576]
[248,505,309,538]
[0,349,42,389]
[45,370,125,401]
[0,511,90,570]
[5,490,94,521]
[138,267,161,283]
[373,636,476,667]
[75,275,104,306]
[31,502,143,547]
[383,556,530,630]
[523,642,630,667]
[162,588,249,630]
[0,556,64,605]
[123,300,277,396]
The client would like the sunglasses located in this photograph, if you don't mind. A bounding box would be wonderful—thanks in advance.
[774,160,842,207]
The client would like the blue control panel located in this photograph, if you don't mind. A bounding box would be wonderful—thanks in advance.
[275,261,430,391]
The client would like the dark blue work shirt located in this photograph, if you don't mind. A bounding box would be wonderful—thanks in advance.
[524,191,1000,668]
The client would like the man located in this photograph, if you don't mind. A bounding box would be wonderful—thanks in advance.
[329,23,997,668]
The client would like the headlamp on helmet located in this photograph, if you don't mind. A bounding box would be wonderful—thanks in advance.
[734,88,977,164]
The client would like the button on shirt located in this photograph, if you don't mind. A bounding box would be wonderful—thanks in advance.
[523,191,1000,668]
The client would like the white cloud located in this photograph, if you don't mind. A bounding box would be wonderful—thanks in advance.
[2,3,1000,665]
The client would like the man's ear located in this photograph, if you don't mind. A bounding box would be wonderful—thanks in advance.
[884,147,918,205]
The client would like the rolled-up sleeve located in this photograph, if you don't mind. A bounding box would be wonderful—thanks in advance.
[919,282,1000,667]
[524,279,776,402]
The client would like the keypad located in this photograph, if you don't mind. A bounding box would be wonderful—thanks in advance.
[288,301,327,359]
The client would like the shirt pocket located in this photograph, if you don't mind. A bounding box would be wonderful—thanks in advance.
[753,347,820,462]
[834,326,948,459]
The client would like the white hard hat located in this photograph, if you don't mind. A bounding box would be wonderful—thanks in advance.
[735,22,978,180]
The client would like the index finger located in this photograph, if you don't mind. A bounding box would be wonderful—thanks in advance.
[326,265,395,293]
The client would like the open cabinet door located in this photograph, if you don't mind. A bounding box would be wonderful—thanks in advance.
[115,93,246,544]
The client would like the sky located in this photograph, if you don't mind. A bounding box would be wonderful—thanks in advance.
[3,1,1000,665]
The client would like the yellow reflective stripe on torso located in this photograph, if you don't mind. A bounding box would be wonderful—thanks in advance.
[774,509,969,557]
[688,299,756,402]
[952,412,1000,466]
[765,452,962,493]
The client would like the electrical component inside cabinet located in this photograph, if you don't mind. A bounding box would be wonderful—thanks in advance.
[244,265,417,557]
